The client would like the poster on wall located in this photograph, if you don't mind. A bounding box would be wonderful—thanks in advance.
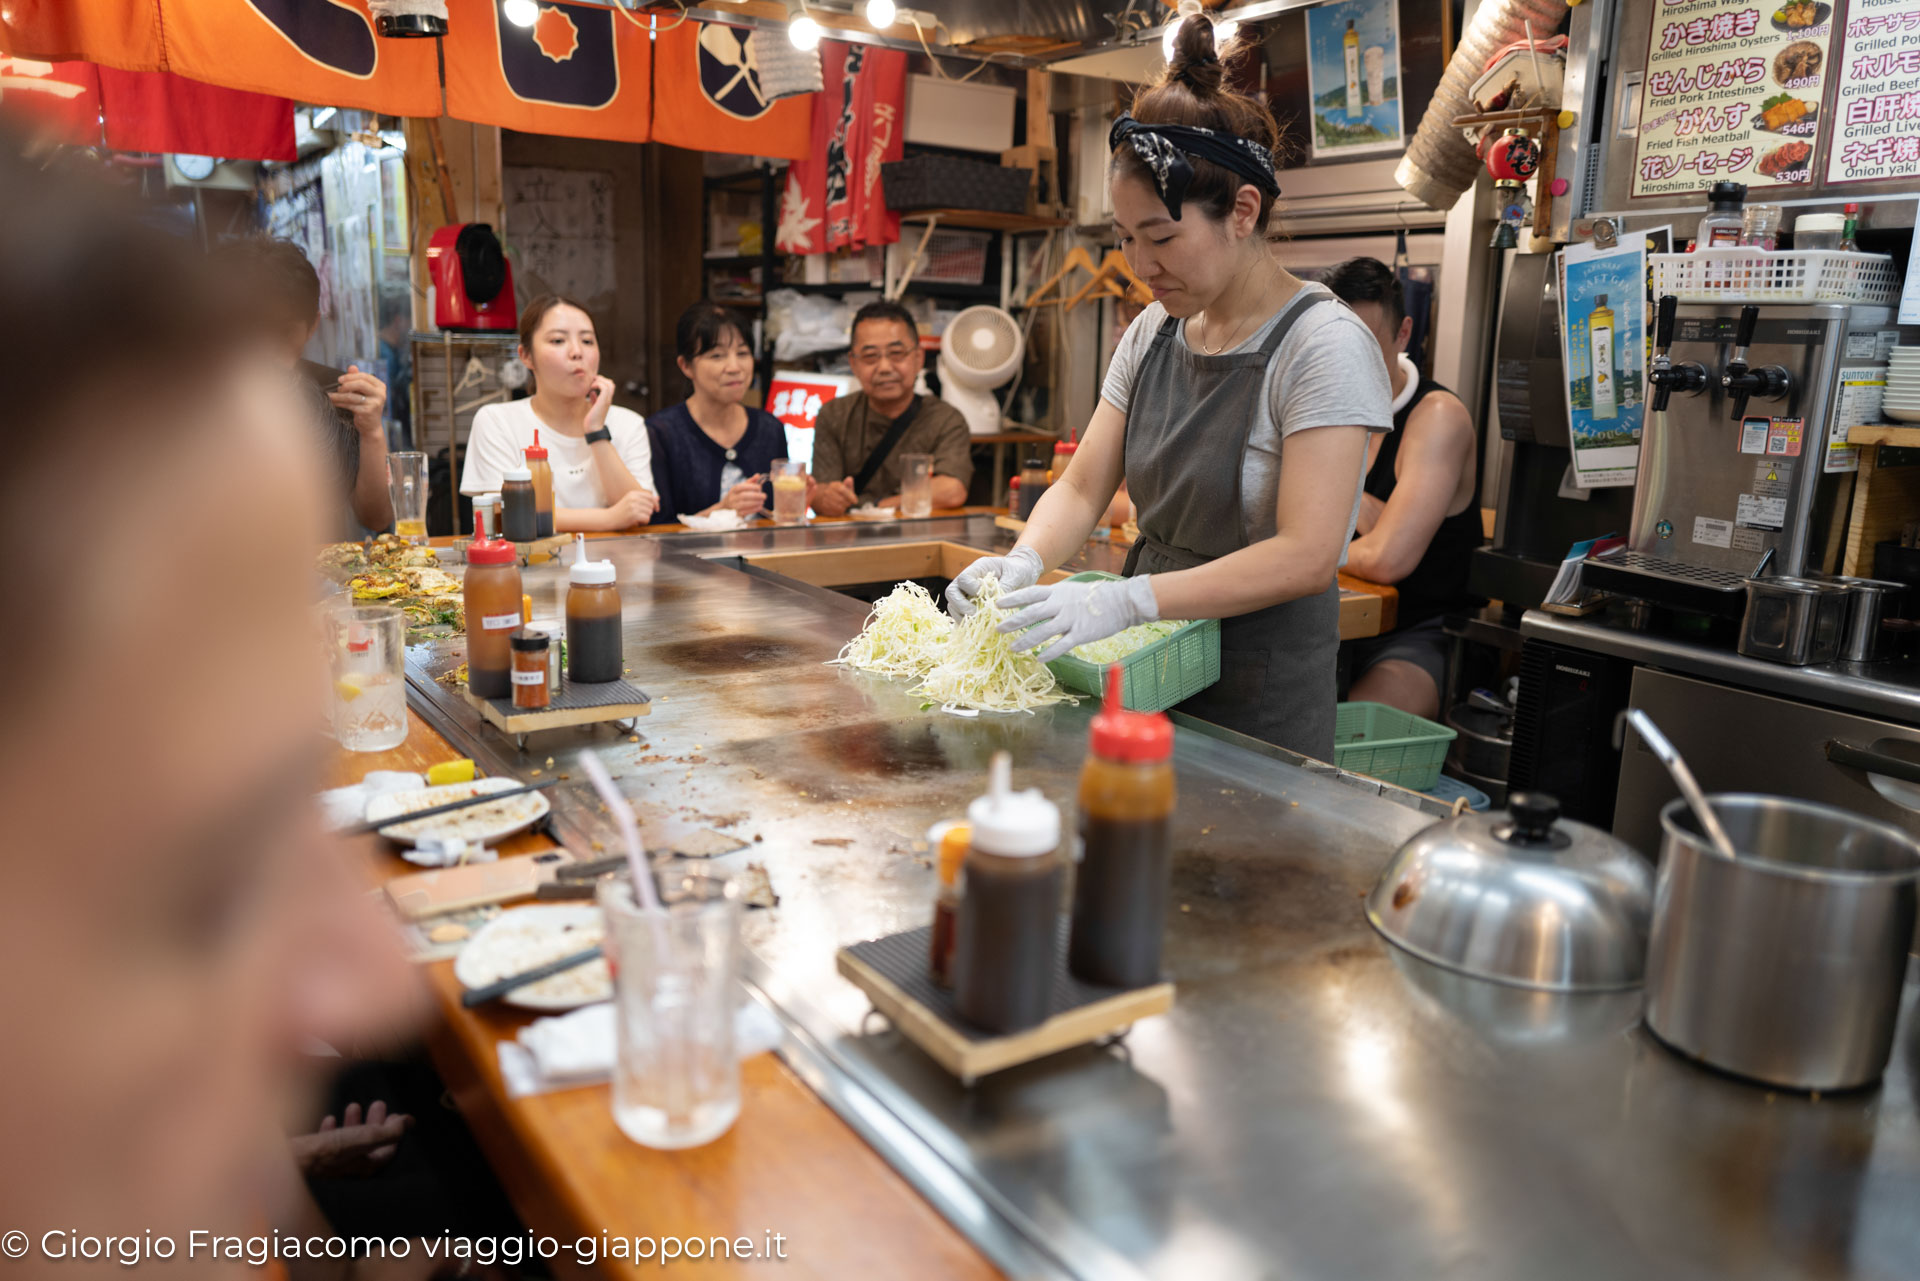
[1823,0,1920,185]
[1632,0,1835,198]
[1559,239,1649,489]
[1304,0,1404,160]
[503,166,616,305]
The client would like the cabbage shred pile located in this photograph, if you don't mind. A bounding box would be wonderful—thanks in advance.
[831,580,950,679]
[1068,619,1185,665]
[833,578,1072,714]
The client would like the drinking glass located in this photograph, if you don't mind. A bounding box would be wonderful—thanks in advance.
[900,452,934,519]
[600,870,743,1150]
[388,451,430,542]
[327,605,407,752]
[770,458,809,525]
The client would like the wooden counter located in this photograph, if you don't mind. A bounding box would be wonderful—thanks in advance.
[326,716,1000,1280]
[477,508,1397,641]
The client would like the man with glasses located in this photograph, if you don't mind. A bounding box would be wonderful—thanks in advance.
[810,300,974,517]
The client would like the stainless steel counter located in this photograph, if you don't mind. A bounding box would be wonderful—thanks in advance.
[1522,609,1920,725]
[406,526,1920,1281]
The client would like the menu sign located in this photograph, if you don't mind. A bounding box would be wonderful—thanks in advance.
[1634,0,1836,198]
[1824,0,1920,185]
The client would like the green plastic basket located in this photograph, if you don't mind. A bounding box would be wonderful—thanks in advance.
[1332,701,1457,790]
[1043,572,1221,713]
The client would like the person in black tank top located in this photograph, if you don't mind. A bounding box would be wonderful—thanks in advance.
[1324,258,1483,720]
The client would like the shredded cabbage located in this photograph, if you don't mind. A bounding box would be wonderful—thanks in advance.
[831,581,951,678]
[912,578,1072,714]
[1068,619,1186,665]
[832,578,1073,714]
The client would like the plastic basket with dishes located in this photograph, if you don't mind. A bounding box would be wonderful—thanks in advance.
[1333,702,1457,791]
[1043,572,1221,713]
[912,228,993,286]
[1649,250,1898,304]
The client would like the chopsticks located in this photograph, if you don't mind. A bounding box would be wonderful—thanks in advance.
[341,778,561,838]
[460,945,603,1008]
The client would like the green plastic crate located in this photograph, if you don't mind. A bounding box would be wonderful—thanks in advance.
[1333,701,1457,790]
[1043,572,1221,713]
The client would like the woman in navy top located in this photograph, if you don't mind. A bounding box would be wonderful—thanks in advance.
[646,302,792,523]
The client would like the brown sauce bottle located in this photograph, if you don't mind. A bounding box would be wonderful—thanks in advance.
[1069,666,1176,989]
[525,431,555,538]
[952,754,1063,1034]
[566,544,623,683]
[500,465,538,543]
[462,522,522,701]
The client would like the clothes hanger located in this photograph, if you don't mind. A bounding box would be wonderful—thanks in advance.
[1065,250,1152,311]
[1023,244,1098,308]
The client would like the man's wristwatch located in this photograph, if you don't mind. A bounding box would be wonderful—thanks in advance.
[584,427,613,445]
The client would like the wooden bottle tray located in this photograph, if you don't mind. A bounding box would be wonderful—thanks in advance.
[836,922,1173,1085]
[462,678,650,747]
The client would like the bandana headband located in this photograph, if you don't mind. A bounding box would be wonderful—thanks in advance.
[1108,112,1281,221]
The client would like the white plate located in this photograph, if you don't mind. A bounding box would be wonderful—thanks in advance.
[364,776,551,847]
[454,904,609,1010]
[847,506,899,522]
[1886,406,1920,424]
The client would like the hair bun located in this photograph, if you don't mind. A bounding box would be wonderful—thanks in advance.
[1166,15,1225,97]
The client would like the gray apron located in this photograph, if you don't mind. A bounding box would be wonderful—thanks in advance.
[1120,294,1342,760]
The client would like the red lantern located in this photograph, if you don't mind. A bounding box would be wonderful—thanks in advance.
[1486,128,1540,182]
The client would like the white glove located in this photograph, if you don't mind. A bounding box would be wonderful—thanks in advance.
[997,574,1159,664]
[946,545,1044,618]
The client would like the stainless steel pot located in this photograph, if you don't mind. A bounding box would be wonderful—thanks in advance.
[1367,793,1653,991]
[1836,576,1907,662]
[1645,794,1920,1091]
[1737,575,1849,665]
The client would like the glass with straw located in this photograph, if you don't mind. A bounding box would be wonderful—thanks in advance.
[581,751,743,1149]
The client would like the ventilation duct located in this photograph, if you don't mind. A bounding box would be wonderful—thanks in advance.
[1395,0,1568,210]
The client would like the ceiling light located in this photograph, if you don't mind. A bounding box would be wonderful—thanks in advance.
[503,0,539,28]
[1215,18,1240,43]
[788,13,822,49]
[866,0,896,27]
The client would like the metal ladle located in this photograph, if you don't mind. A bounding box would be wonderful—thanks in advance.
[1626,710,1738,859]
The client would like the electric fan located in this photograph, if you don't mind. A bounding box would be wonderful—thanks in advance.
[938,305,1023,436]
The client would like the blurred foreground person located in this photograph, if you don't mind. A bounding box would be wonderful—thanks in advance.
[0,134,423,1277]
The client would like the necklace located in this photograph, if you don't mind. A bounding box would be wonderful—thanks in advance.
[1195,255,1283,356]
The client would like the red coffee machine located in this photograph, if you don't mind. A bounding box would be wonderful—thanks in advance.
[427,223,516,332]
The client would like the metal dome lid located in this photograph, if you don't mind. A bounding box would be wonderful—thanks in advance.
[1365,792,1654,992]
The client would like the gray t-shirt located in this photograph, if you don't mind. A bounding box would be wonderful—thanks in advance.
[1102,284,1394,548]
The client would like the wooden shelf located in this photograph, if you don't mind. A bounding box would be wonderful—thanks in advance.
[1841,426,1920,575]
[897,208,1071,233]
[1849,425,1920,449]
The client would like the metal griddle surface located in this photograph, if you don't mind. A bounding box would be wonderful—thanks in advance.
[404,519,1920,1281]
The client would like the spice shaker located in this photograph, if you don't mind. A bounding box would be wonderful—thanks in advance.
[510,629,551,710]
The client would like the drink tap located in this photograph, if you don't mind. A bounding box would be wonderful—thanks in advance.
[1647,294,1708,412]
[1720,304,1791,421]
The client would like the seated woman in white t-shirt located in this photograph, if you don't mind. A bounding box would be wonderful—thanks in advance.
[460,295,659,531]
